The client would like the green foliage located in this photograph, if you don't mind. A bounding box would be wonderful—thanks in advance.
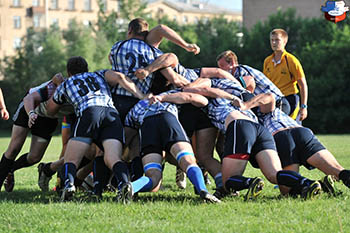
[117,0,147,20]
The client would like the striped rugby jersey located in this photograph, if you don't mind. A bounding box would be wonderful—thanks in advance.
[109,38,163,96]
[173,64,201,83]
[234,65,283,101]
[259,108,300,135]
[125,89,180,128]
[53,70,114,117]
[211,78,248,98]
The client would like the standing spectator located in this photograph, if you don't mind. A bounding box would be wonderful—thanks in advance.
[263,28,308,121]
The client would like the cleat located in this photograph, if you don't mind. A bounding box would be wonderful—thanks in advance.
[4,172,15,192]
[176,167,186,189]
[199,190,221,203]
[320,175,336,196]
[244,177,264,201]
[38,163,52,192]
[60,182,76,202]
[213,186,240,200]
[81,173,94,192]
[301,181,322,200]
[117,182,133,204]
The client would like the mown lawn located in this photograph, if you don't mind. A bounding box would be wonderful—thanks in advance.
[0,134,349,232]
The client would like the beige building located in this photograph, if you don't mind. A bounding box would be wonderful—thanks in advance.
[243,0,350,29]
[0,0,241,59]
[147,0,241,25]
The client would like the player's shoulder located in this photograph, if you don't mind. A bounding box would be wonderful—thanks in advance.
[264,53,274,63]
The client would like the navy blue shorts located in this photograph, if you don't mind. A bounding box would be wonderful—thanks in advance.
[13,104,58,140]
[285,94,299,116]
[112,94,139,124]
[273,127,325,170]
[140,112,190,157]
[223,119,276,168]
[179,104,214,138]
[72,106,125,146]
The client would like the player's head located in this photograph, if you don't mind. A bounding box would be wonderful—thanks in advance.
[66,56,88,76]
[216,50,238,72]
[127,18,149,39]
[270,28,288,52]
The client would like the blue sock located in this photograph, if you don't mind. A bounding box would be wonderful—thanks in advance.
[131,176,153,193]
[187,165,208,193]
[214,173,223,188]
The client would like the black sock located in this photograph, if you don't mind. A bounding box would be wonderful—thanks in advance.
[112,161,130,190]
[12,153,31,172]
[339,169,350,187]
[43,162,56,177]
[225,175,251,192]
[130,156,143,182]
[277,170,313,193]
[78,156,91,170]
[74,177,83,187]
[63,162,76,186]
[93,157,110,195]
[0,154,15,186]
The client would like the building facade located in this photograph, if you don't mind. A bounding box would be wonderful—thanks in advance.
[243,0,350,29]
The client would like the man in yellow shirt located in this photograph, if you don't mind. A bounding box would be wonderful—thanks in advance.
[263,29,308,121]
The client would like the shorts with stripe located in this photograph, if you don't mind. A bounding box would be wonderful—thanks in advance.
[140,112,190,157]
[273,127,325,170]
[179,104,214,138]
[112,94,140,124]
[223,119,276,168]
[72,106,124,147]
[13,103,57,140]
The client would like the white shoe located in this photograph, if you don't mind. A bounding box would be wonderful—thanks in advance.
[176,167,187,189]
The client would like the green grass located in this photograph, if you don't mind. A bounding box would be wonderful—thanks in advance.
[0,135,349,232]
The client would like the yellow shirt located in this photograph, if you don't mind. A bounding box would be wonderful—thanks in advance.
[263,51,305,96]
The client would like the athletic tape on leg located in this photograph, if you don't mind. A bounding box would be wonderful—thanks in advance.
[176,151,194,163]
[143,163,162,173]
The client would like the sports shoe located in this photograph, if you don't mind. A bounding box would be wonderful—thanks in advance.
[244,177,264,201]
[4,172,15,192]
[38,163,52,192]
[117,182,133,204]
[81,173,94,192]
[320,175,336,196]
[301,181,321,200]
[213,186,240,200]
[199,190,221,203]
[176,167,186,189]
[60,182,76,202]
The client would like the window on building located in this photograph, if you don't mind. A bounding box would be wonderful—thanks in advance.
[50,0,58,9]
[13,37,21,49]
[32,0,40,6]
[84,0,91,11]
[33,15,41,27]
[101,0,107,12]
[51,18,59,26]
[173,15,177,21]
[68,0,75,10]
[12,0,21,7]
[83,20,90,26]
[13,16,21,29]
[183,16,188,23]
[194,16,199,24]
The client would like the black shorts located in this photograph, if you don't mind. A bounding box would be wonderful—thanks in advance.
[13,103,58,140]
[223,119,276,168]
[72,106,125,146]
[285,94,299,116]
[273,127,326,170]
[112,94,139,124]
[140,112,190,157]
[179,104,214,138]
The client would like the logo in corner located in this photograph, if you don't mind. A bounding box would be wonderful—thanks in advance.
[321,0,349,23]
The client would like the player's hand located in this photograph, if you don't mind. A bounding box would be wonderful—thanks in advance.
[231,97,245,110]
[144,93,153,99]
[135,69,149,79]
[52,73,65,86]
[28,111,38,128]
[185,44,200,55]
[173,78,190,88]
[0,108,9,120]
[149,95,162,105]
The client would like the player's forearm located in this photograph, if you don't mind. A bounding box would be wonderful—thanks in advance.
[298,78,308,105]
[200,68,241,84]
[148,24,188,49]
[145,53,178,74]
[183,86,234,100]
[244,93,275,113]
[160,92,208,107]
[0,89,6,110]
[23,92,42,115]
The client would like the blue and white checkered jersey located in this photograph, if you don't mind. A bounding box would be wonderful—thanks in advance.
[125,89,180,129]
[53,70,115,117]
[174,64,200,83]
[234,65,283,101]
[109,39,163,96]
[259,108,300,135]
[211,78,249,98]
[207,97,258,133]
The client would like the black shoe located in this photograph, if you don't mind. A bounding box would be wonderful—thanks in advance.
[320,175,336,196]
[244,177,264,201]
[199,190,221,203]
[117,182,133,204]
[4,172,15,192]
[301,181,321,200]
[38,163,52,192]
[213,186,240,200]
[60,182,76,202]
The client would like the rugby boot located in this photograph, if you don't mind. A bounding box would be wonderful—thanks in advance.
[301,181,321,200]
[244,177,264,201]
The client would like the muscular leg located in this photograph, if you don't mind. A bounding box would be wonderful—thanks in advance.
[255,149,282,184]
[4,125,29,160]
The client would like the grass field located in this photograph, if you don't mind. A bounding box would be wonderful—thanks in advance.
[0,134,349,232]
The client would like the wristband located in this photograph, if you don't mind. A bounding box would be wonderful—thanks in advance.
[300,104,307,109]
[28,110,35,116]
